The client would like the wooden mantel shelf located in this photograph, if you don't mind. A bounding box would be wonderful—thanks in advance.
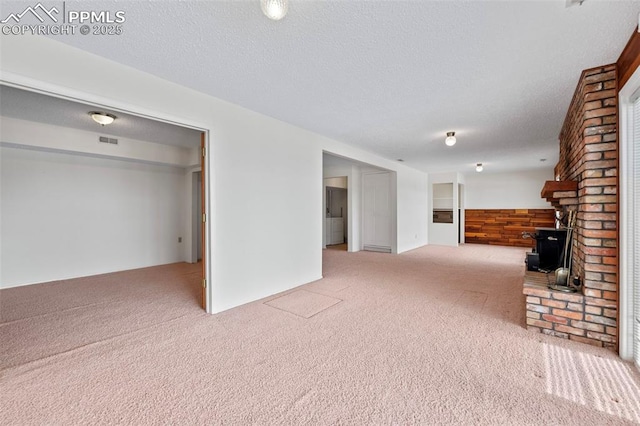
[541,180,578,198]
[541,180,578,209]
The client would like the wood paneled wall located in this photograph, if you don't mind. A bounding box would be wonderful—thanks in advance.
[465,209,556,248]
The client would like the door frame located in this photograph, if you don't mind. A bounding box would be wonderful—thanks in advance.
[0,74,213,313]
[326,185,348,247]
[619,65,640,361]
[200,133,207,310]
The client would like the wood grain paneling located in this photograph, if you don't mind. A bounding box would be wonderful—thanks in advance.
[465,209,556,248]
[617,27,640,90]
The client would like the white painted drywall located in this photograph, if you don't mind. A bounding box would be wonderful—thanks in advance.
[0,36,430,312]
[0,146,186,288]
[463,168,554,209]
[1,116,197,168]
[184,167,202,265]
[349,165,362,252]
[397,168,429,253]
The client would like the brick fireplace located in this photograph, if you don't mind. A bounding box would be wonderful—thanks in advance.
[523,64,618,349]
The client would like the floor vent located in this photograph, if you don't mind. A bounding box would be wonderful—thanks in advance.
[98,136,118,145]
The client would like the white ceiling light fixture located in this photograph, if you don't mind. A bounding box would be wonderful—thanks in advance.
[476,163,483,172]
[261,0,288,20]
[89,111,116,126]
[445,131,456,147]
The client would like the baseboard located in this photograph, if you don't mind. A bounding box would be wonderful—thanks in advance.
[363,245,392,253]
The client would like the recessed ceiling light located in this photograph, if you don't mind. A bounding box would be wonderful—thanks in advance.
[445,131,456,147]
[89,111,116,126]
[476,163,483,172]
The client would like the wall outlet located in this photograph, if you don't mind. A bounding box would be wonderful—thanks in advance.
[178,237,182,243]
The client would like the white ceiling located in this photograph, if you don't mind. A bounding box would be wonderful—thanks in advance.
[5,0,639,173]
[0,85,202,148]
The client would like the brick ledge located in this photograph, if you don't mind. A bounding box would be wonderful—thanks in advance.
[522,270,615,349]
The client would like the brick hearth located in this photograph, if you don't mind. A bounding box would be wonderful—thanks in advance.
[524,271,616,346]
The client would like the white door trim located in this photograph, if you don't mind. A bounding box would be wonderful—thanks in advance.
[619,66,640,361]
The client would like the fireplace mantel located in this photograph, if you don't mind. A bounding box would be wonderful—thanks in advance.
[541,180,578,210]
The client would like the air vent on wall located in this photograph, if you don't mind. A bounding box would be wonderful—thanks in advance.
[98,136,118,145]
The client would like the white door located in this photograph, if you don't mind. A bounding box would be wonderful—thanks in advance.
[362,172,391,252]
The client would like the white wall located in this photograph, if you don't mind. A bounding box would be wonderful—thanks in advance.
[349,165,362,252]
[396,168,428,253]
[0,146,186,288]
[0,36,430,313]
[463,168,554,209]
[186,168,203,264]
[1,116,197,168]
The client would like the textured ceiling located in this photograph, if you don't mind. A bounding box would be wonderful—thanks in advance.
[0,85,202,148]
[4,0,639,173]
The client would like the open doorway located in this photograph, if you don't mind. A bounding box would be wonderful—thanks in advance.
[322,152,397,255]
[326,184,348,251]
[0,84,210,311]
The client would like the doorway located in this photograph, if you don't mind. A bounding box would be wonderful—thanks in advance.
[0,84,211,312]
[326,186,348,250]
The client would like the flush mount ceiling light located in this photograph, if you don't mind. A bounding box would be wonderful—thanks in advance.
[89,111,116,126]
[261,0,288,20]
[476,163,484,172]
[445,131,456,147]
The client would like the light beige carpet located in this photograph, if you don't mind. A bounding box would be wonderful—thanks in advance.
[2,245,640,425]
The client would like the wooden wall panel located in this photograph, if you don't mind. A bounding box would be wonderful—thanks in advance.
[617,27,640,90]
[465,209,556,248]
